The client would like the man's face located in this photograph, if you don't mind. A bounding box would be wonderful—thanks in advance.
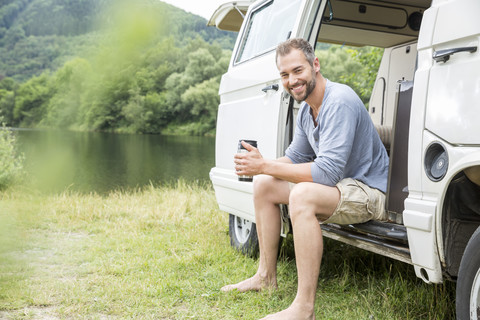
[277,49,317,103]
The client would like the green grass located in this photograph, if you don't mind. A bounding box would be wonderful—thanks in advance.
[0,182,455,319]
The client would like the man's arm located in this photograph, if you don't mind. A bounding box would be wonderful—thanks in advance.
[262,158,313,183]
[234,141,313,183]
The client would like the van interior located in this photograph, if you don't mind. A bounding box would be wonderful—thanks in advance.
[319,0,430,47]
[312,0,432,263]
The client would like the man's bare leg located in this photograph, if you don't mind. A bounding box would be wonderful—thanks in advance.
[221,175,290,292]
[261,182,340,320]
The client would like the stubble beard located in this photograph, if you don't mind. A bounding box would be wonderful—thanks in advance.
[291,74,316,104]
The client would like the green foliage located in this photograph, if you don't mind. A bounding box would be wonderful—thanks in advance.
[43,58,91,128]
[0,0,234,135]
[0,0,236,82]
[13,73,55,127]
[0,0,383,136]
[0,122,24,189]
[0,0,30,29]
[16,0,101,36]
[0,77,18,124]
[342,47,384,104]
[0,0,104,81]
[317,45,383,106]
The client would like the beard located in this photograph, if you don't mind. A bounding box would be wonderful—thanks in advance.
[290,72,316,103]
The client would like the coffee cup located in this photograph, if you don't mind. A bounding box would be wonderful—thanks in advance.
[237,140,257,182]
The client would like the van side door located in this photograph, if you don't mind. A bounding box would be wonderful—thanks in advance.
[210,0,325,221]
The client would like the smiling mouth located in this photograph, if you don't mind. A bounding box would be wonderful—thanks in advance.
[291,83,305,94]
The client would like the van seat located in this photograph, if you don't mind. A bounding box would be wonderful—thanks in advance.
[375,125,392,152]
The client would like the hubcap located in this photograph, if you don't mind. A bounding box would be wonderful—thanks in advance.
[470,268,480,319]
[233,216,252,244]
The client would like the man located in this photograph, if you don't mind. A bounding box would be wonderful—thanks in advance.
[221,38,389,320]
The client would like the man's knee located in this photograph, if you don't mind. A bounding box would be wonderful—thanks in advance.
[253,175,276,196]
[288,183,315,219]
[289,182,340,221]
[253,175,290,205]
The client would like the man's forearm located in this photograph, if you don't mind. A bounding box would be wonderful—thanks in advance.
[262,157,313,183]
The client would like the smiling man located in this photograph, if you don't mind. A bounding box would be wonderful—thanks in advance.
[221,38,389,320]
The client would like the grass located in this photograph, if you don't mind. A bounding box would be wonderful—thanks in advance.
[0,181,455,319]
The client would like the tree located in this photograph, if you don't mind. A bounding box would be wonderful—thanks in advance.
[14,73,54,127]
[163,44,230,126]
[181,77,220,130]
[317,45,383,106]
[0,121,24,189]
[43,57,91,128]
[0,90,15,125]
[342,47,383,104]
[0,77,18,125]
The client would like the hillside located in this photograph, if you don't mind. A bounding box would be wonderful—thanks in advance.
[0,0,237,135]
[0,0,236,82]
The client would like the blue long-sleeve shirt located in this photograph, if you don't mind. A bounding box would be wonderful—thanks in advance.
[285,80,389,193]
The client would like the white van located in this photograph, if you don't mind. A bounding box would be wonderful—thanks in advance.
[208,0,480,318]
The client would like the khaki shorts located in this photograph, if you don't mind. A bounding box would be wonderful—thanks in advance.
[290,178,387,225]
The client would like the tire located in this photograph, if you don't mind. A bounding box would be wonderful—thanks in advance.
[456,226,480,320]
[228,214,259,258]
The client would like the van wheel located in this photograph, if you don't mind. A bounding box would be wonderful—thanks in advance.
[228,214,259,258]
[456,226,480,320]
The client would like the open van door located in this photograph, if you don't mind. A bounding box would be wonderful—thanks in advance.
[207,1,253,32]
[209,0,325,255]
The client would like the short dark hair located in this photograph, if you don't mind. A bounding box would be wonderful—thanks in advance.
[276,38,315,67]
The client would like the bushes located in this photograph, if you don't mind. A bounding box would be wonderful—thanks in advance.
[0,123,23,189]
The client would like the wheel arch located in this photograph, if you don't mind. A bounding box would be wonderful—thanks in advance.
[439,158,480,279]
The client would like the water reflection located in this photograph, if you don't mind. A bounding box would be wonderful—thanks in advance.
[16,130,215,194]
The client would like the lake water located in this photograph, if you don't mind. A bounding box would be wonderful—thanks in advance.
[15,130,216,194]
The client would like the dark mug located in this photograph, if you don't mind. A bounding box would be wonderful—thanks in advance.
[237,140,257,182]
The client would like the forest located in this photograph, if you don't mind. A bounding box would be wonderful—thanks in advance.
[0,0,382,136]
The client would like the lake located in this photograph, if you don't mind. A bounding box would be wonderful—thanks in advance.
[15,130,216,194]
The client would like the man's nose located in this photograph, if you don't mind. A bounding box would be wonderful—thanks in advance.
[289,74,298,85]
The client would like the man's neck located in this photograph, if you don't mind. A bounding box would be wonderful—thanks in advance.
[306,75,326,122]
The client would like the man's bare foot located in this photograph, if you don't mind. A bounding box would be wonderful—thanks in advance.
[220,274,277,292]
[260,304,315,320]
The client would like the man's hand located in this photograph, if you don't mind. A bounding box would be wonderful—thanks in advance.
[234,142,312,183]
[234,140,264,177]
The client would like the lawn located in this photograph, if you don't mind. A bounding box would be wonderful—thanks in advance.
[0,182,455,319]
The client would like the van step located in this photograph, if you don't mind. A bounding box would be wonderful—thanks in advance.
[321,223,411,264]
[342,220,408,244]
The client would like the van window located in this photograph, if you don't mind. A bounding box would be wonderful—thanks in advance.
[235,0,302,64]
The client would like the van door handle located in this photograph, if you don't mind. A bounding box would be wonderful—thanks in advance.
[262,84,279,92]
[433,46,477,63]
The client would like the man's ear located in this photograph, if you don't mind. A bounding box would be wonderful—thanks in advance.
[314,57,321,73]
